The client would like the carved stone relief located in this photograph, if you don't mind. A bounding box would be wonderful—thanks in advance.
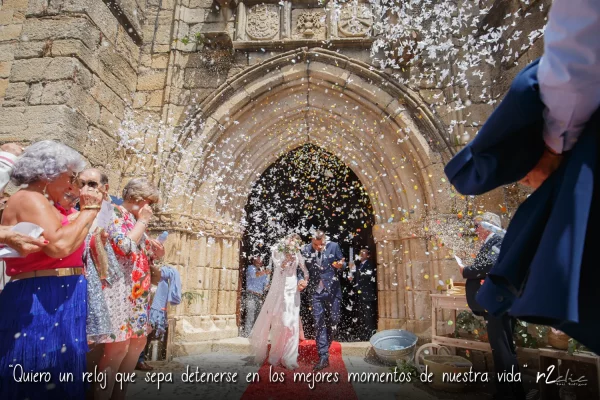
[337,3,373,37]
[292,9,326,40]
[154,212,243,239]
[246,4,280,40]
[234,2,374,44]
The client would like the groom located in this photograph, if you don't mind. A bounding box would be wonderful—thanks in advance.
[298,229,345,371]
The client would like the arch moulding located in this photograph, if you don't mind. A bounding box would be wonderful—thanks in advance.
[163,48,460,354]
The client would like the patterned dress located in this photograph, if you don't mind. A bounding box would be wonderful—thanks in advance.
[84,233,131,343]
[107,205,154,339]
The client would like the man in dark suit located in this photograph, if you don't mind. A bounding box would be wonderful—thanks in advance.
[348,248,377,340]
[460,212,524,400]
[444,42,600,356]
[299,230,345,371]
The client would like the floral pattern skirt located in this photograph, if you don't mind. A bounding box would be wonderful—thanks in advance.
[87,247,151,343]
[126,251,152,338]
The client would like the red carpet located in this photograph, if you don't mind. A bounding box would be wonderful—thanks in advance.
[241,340,358,400]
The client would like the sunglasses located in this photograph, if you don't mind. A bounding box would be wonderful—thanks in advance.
[78,179,100,189]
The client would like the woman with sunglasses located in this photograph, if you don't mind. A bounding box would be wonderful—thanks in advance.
[76,168,132,399]
[94,178,164,400]
[0,140,103,400]
[76,168,122,347]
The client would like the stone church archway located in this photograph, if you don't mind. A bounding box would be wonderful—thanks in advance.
[164,48,460,355]
[240,143,378,340]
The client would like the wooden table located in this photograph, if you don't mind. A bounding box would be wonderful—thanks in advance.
[429,290,600,397]
[430,289,492,353]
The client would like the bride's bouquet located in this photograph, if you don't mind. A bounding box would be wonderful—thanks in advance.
[277,234,302,256]
[272,234,302,273]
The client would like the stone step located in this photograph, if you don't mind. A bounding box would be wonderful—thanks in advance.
[172,337,252,356]
[172,337,374,358]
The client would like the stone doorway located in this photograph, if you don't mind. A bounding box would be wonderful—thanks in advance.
[167,48,457,356]
[238,143,377,341]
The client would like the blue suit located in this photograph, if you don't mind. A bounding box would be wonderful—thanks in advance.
[444,60,546,195]
[299,242,345,360]
[445,59,600,355]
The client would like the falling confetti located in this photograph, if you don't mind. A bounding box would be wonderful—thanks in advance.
[243,144,374,257]
[99,0,546,346]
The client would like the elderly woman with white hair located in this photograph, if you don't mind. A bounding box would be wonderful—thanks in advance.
[0,140,103,399]
[459,212,525,400]
[94,178,164,400]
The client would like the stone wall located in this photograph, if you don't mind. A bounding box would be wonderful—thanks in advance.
[0,0,28,104]
[149,226,241,356]
[132,0,241,124]
[0,0,141,185]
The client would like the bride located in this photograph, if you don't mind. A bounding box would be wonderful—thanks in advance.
[249,233,309,370]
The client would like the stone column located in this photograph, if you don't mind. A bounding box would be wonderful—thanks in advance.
[376,238,407,330]
[374,220,435,338]
[159,213,242,356]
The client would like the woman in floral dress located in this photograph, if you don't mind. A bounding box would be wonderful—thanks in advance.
[95,178,164,400]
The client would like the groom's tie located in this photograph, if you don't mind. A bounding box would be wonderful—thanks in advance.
[317,251,325,293]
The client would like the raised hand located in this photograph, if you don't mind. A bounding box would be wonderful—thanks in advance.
[1,143,24,156]
[138,204,154,223]
[332,257,345,269]
[79,185,103,208]
[148,238,165,259]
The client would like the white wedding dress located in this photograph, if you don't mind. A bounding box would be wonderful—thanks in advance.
[249,246,308,370]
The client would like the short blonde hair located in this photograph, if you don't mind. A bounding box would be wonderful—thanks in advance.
[122,178,160,203]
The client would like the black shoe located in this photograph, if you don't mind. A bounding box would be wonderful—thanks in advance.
[313,358,329,371]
